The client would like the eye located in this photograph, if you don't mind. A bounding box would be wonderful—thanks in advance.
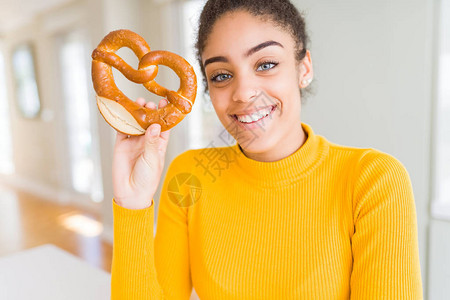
[210,73,232,83]
[256,61,278,71]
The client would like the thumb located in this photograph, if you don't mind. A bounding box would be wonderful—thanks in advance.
[143,123,161,162]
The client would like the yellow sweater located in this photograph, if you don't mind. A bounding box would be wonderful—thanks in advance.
[111,122,423,299]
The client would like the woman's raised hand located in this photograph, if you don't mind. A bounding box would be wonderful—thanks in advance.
[112,98,172,210]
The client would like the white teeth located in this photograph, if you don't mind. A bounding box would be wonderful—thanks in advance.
[250,112,263,122]
[238,114,254,123]
[236,106,273,123]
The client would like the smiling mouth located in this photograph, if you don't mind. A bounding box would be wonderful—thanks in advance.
[230,104,277,124]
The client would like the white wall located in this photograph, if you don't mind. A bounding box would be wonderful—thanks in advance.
[0,0,191,243]
[297,0,434,297]
[0,0,105,212]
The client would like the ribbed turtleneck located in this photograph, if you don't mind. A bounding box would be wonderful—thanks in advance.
[111,122,423,300]
[232,122,330,187]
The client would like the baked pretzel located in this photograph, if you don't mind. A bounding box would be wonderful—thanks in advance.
[91,29,197,135]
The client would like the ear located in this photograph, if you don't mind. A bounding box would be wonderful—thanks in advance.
[298,50,313,88]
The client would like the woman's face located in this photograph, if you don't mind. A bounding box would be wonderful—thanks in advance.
[202,10,313,161]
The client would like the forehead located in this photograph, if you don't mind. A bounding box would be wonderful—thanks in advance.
[202,10,295,62]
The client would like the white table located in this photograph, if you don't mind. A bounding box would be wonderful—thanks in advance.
[0,244,111,300]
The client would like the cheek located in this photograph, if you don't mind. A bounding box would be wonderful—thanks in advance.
[269,71,301,107]
[280,67,301,91]
[210,91,229,117]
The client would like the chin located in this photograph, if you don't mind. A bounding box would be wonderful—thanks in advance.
[237,136,276,155]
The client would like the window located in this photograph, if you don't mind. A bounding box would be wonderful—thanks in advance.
[11,43,41,119]
[431,0,450,220]
[0,46,15,174]
[57,30,103,202]
[181,0,227,149]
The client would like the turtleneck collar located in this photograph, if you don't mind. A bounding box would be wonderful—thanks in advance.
[231,122,330,188]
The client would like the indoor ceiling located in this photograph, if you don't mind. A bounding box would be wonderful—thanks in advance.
[0,0,73,34]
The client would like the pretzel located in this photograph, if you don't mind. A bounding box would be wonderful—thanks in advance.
[91,29,197,135]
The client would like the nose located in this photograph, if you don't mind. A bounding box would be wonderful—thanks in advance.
[231,73,257,103]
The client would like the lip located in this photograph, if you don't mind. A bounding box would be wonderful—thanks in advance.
[229,104,277,118]
[229,104,277,130]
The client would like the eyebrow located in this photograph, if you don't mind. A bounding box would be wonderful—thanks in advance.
[203,40,283,68]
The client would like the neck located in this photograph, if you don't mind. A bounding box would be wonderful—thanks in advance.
[240,122,307,162]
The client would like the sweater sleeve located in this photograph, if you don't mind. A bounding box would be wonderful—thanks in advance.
[110,154,192,300]
[350,151,423,299]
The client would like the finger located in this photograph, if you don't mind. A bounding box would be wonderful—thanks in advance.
[158,98,168,108]
[160,128,171,141]
[136,97,146,106]
[143,123,162,164]
[145,101,157,110]
[158,128,171,158]
[115,131,129,143]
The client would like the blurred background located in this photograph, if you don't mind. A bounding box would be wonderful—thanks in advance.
[0,0,448,299]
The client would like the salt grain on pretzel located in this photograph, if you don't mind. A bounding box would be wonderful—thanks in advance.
[91,29,197,135]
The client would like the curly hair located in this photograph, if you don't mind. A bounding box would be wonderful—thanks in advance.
[195,0,311,96]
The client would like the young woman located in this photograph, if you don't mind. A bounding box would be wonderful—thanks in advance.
[110,0,423,299]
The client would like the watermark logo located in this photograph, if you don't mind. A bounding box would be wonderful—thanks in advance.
[167,173,202,207]
[190,91,282,184]
[218,90,280,149]
[193,142,237,182]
